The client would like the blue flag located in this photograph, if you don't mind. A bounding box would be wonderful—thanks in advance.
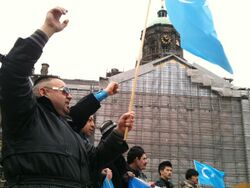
[165,0,233,74]
[128,177,150,188]
[194,160,225,188]
[102,177,114,188]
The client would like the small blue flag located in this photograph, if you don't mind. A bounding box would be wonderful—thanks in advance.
[128,177,150,188]
[165,0,233,74]
[102,177,114,188]
[194,160,225,188]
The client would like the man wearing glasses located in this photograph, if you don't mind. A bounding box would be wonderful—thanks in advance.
[0,7,134,188]
[33,76,119,134]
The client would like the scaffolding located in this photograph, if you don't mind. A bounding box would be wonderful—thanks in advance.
[94,59,250,187]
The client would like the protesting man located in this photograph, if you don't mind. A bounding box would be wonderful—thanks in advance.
[0,7,134,188]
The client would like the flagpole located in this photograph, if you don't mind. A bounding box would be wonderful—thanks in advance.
[124,0,152,140]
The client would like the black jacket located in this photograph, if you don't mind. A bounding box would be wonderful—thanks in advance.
[155,178,174,188]
[121,164,148,188]
[69,93,101,133]
[108,155,128,188]
[0,31,128,188]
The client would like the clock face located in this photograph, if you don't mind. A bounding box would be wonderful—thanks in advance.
[161,34,171,45]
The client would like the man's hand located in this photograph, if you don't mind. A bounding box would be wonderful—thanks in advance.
[102,168,113,180]
[148,181,156,187]
[41,7,69,38]
[127,171,135,178]
[104,82,118,96]
[115,111,134,135]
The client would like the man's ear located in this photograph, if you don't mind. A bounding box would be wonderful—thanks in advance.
[135,157,139,162]
[39,87,47,97]
[159,169,164,175]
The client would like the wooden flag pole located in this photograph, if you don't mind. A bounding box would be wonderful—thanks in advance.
[124,0,152,140]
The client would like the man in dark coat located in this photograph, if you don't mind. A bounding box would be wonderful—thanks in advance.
[155,161,174,188]
[121,146,150,188]
[98,120,129,188]
[180,169,201,188]
[0,7,134,188]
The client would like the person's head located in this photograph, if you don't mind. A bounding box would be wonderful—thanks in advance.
[127,146,147,171]
[81,115,96,137]
[185,169,199,185]
[100,120,117,139]
[33,75,72,117]
[158,161,173,180]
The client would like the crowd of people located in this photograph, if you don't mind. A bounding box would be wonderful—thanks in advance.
[0,7,201,188]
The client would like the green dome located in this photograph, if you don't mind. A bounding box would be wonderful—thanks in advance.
[148,16,171,27]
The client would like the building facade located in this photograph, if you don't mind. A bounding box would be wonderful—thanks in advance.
[93,6,250,188]
[94,56,250,187]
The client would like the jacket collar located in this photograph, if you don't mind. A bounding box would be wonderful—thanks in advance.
[160,177,170,184]
[183,179,197,187]
[127,164,140,177]
[37,96,60,116]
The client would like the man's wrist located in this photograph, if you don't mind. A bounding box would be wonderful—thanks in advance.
[113,129,124,137]
[40,25,55,38]
[94,90,108,102]
[30,29,49,49]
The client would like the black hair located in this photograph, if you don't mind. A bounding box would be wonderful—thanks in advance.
[33,75,61,86]
[185,169,199,180]
[127,146,145,164]
[158,161,172,175]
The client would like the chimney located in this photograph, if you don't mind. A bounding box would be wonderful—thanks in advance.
[40,63,49,75]
[106,68,122,77]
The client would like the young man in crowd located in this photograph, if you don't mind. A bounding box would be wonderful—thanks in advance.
[121,145,150,187]
[180,169,200,188]
[155,161,174,188]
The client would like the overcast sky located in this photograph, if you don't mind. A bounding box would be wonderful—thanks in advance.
[0,0,249,88]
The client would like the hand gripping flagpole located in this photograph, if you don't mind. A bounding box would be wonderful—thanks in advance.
[124,0,152,140]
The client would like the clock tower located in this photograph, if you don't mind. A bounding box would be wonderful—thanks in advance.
[140,4,183,65]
